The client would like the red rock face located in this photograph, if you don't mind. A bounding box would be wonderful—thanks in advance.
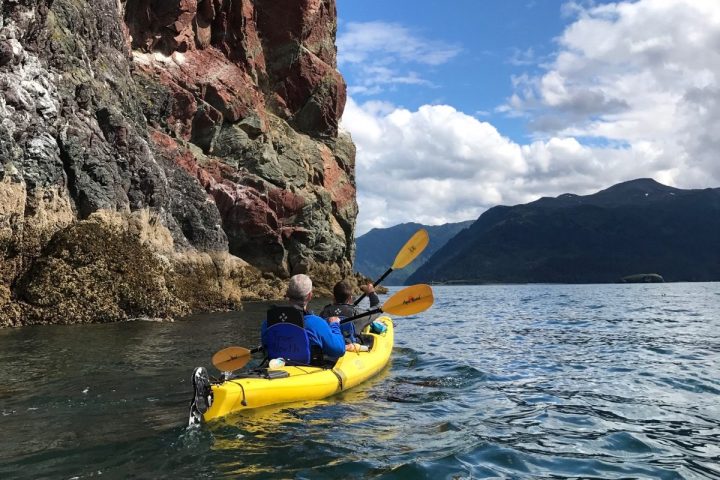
[132,0,356,277]
[123,0,344,137]
[254,0,346,135]
[322,147,355,214]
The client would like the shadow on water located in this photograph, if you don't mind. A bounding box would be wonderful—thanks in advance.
[1,284,720,478]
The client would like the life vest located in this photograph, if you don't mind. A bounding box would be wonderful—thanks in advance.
[320,303,359,343]
[264,306,311,364]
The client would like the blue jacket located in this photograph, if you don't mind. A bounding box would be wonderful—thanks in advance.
[261,313,346,360]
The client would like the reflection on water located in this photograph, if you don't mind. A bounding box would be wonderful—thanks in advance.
[0,284,719,478]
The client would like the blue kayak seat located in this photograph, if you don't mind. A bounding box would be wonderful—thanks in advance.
[265,306,311,365]
[339,321,358,343]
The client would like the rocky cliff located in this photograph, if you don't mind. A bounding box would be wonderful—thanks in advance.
[0,0,356,326]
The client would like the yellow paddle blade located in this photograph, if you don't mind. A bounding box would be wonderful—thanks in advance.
[212,346,252,372]
[381,284,434,316]
[392,228,429,269]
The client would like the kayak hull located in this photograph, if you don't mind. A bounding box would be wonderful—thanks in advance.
[202,316,394,421]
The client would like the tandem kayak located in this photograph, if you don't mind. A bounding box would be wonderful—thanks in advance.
[189,316,394,424]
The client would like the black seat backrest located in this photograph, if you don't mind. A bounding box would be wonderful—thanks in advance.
[267,306,305,328]
[320,303,357,319]
[320,303,361,344]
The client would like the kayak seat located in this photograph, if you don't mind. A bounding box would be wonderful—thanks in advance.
[320,303,364,345]
[340,321,359,344]
[357,334,375,350]
[265,306,312,365]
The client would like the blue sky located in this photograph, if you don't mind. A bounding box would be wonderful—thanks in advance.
[338,0,568,143]
[336,1,720,235]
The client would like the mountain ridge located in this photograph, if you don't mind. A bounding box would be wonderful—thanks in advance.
[407,179,720,284]
[354,220,474,285]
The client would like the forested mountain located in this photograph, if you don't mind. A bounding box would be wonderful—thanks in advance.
[407,179,720,284]
[355,221,473,284]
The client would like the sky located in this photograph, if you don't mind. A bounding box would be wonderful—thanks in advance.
[335,0,720,235]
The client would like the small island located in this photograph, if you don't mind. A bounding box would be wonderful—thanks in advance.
[620,274,665,283]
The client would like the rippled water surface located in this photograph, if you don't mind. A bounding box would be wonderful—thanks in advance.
[1,284,719,479]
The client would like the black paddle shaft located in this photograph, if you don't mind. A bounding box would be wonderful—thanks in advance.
[339,307,382,325]
[353,268,392,306]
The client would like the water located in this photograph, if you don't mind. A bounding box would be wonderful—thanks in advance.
[1,284,719,479]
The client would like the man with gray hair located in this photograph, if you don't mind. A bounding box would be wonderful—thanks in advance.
[286,274,314,305]
[260,274,346,365]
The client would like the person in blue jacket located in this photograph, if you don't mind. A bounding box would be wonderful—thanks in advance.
[261,274,346,364]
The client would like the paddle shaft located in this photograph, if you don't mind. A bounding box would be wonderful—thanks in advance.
[353,229,428,306]
[340,307,381,324]
[353,267,392,306]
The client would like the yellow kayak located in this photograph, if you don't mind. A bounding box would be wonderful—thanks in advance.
[192,316,394,423]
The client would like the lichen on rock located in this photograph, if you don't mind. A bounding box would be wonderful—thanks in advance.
[16,211,187,324]
[9,210,283,325]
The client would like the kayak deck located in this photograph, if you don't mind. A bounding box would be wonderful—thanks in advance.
[201,316,394,422]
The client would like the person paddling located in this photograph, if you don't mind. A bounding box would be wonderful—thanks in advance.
[260,274,346,366]
[320,280,381,344]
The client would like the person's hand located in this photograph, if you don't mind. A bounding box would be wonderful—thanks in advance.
[359,283,375,294]
[328,316,340,324]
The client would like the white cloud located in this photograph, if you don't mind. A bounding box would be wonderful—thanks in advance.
[343,98,671,235]
[341,0,720,235]
[506,0,720,150]
[338,21,460,95]
[344,99,715,234]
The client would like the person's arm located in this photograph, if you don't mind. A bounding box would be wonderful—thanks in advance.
[360,284,380,308]
[308,315,346,358]
[367,291,380,308]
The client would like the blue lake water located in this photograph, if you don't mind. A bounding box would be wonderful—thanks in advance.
[1,284,719,479]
